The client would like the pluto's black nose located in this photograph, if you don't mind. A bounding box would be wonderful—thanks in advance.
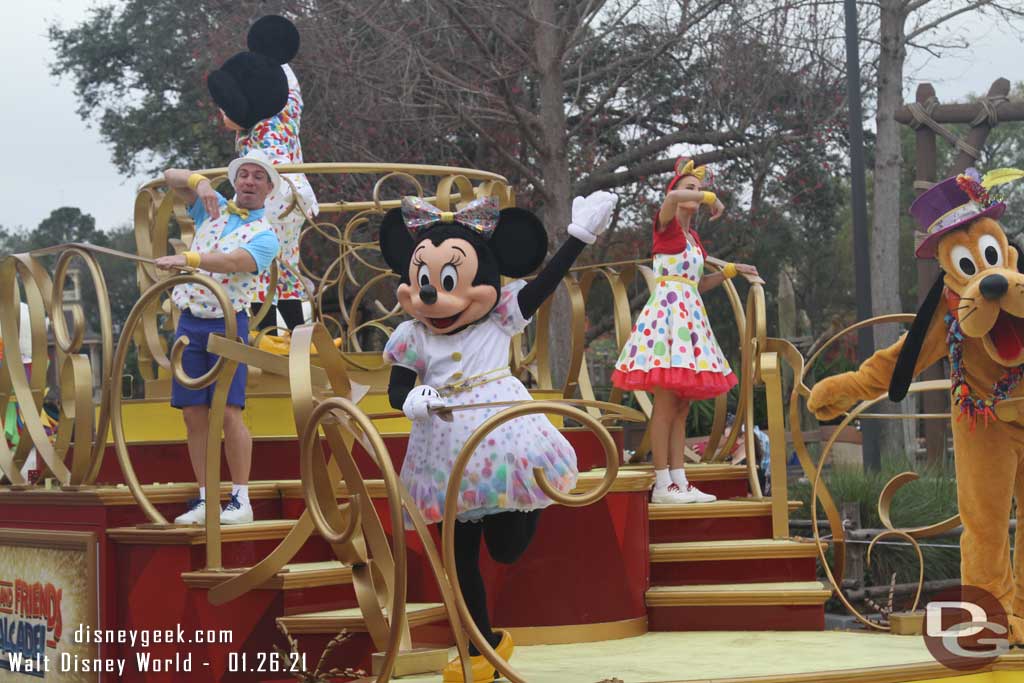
[980,274,1008,300]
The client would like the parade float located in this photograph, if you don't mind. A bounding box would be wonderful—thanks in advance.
[0,156,1022,683]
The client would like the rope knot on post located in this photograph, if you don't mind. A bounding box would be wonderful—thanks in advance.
[907,95,981,159]
[970,94,1009,127]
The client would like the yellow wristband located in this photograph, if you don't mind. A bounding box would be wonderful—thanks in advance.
[183,251,201,268]
[722,263,738,279]
[187,173,208,191]
[702,191,717,206]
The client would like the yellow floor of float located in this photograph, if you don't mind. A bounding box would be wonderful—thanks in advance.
[398,631,1024,683]
[105,389,570,443]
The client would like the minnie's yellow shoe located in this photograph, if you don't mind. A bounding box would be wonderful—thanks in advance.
[441,630,514,682]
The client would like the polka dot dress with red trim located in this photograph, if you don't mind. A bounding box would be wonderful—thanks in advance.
[611,243,736,400]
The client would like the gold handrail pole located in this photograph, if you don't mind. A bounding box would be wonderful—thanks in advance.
[202,358,236,571]
[703,262,745,462]
[761,351,790,538]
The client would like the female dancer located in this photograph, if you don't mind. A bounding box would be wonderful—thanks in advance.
[612,158,756,504]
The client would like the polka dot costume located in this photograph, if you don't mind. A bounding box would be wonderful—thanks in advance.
[611,241,736,399]
[171,209,275,318]
[237,65,318,303]
[383,281,578,526]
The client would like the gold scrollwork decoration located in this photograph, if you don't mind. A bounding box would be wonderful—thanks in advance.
[442,402,619,683]
[0,255,57,485]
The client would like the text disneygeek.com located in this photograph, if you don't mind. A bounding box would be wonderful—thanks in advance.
[75,625,234,648]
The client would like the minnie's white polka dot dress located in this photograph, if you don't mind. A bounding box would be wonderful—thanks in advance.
[383,281,578,526]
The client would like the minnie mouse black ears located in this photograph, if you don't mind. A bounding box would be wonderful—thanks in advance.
[247,15,300,65]
[490,208,548,277]
[379,208,416,275]
[377,204,548,279]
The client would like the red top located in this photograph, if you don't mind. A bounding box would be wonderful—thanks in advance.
[652,215,707,258]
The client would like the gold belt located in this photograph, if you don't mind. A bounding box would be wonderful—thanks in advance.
[656,275,699,287]
[438,367,511,396]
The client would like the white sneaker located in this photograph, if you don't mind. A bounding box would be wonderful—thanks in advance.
[174,498,207,525]
[651,483,717,504]
[681,483,717,503]
[220,494,253,525]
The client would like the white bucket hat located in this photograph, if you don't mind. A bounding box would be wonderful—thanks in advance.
[227,150,281,195]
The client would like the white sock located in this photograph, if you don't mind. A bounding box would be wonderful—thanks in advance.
[670,468,690,488]
[232,484,250,505]
[198,486,206,502]
[654,468,672,489]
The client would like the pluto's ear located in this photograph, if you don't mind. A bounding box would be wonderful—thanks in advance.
[888,273,945,402]
[1007,239,1024,274]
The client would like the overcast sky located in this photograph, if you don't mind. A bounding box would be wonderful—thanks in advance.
[1,1,1022,233]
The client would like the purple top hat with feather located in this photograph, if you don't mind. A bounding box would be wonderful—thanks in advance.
[912,168,1006,258]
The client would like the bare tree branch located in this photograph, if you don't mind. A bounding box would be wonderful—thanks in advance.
[593,129,749,176]
[574,141,793,195]
[906,0,997,41]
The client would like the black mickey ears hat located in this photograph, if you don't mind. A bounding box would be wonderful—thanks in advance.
[247,15,300,64]
[207,15,300,130]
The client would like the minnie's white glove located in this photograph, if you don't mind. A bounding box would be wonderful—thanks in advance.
[402,385,446,421]
[567,191,618,244]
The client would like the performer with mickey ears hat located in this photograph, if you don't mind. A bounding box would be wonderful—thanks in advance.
[379,189,617,682]
[208,14,318,334]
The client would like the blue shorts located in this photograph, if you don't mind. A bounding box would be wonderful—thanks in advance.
[170,310,250,409]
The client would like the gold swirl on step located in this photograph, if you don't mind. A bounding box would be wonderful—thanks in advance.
[110,272,237,529]
[441,402,620,683]
[0,255,57,484]
[795,313,946,631]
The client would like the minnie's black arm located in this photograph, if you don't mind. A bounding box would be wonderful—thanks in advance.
[517,236,587,320]
[388,365,418,410]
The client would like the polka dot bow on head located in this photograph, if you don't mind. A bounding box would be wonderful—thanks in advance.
[400,196,500,239]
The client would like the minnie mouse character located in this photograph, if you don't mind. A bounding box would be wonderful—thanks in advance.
[379,190,616,682]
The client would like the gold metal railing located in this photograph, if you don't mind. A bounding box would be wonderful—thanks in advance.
[441,402,621,683]
[773,312,967,630]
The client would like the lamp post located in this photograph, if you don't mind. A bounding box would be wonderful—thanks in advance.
[843,0,881,471]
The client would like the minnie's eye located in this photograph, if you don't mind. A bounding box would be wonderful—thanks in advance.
[440,264,458,292]
[417,264,430,287]
[978,234,1003,267]
[951,246,977,278]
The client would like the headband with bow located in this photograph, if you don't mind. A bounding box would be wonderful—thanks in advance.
[401,196,499,239]
[667,157,711,192]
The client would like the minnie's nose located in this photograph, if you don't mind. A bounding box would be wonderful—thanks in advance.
[980,274,1008,300]
[419,285,438,305]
